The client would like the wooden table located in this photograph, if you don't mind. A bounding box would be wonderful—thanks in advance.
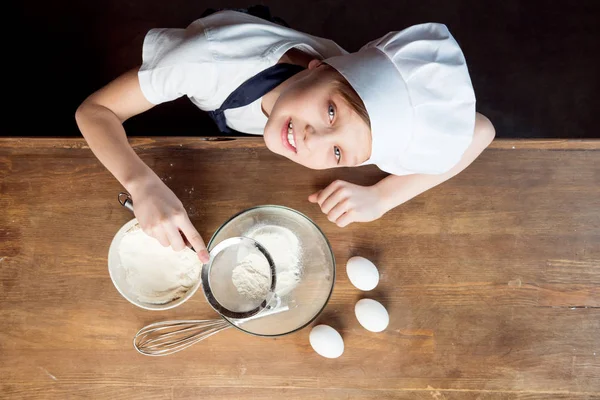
[1,138,599,399]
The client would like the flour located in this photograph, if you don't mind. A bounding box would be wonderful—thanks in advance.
[119,227,202,305]
[232,225,303,300]
[231,253,271,301]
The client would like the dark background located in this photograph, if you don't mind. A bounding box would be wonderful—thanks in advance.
[10,0,600,138]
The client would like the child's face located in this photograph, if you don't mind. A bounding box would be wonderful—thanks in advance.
[263,64,372,170]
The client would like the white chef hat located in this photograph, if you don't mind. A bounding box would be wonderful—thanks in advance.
[325,23,476,175]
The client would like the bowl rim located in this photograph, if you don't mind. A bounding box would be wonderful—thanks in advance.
[107,218,203,311]
[206,204,336,337]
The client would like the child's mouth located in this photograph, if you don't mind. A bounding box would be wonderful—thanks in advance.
[281,118,297,152]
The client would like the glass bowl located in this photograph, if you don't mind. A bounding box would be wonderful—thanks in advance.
[206,205,335,337]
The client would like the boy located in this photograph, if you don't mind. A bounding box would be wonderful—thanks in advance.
[75,10,495,263]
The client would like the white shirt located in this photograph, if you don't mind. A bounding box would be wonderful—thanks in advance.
[138,11,347,135]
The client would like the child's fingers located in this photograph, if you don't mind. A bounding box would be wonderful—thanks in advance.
[335,212,354,228]
[316,180,345,206]
[164,223,186,252]
[320,188,347,214]
[151,228,170,248]
[178,216,209,263]
[308,191,320,203]
[327,199,349,222]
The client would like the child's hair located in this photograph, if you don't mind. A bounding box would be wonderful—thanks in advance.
[325,66,371,129]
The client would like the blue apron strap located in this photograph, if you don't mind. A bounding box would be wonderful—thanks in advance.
[207,63,305,133]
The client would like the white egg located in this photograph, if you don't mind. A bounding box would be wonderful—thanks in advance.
[309,324,344,358]
[346,256,379,291]
[355,298,389,332]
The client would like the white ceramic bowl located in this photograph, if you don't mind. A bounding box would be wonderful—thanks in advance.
[107,218,203,311]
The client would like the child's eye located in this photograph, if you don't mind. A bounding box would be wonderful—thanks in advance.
[328,104,335,122]
[334,146,341,163]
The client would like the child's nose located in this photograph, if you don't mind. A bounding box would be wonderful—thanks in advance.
[302,125,328,152]
[303,131,319,154]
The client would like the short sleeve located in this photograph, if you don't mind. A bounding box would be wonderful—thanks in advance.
[138,21,218,106]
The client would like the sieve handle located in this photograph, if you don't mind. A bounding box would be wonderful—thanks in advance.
[264,292,282,311]
[118,192,134,213]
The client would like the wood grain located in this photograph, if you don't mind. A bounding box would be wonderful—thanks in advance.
[0,137,599,152]
[1,137,599,399]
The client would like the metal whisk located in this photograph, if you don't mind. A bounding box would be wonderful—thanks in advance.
[133,306,289,356]
[134,319,231,356]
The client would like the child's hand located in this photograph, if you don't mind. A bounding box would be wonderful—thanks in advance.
[129,176,210,263]
[308,180,385,227]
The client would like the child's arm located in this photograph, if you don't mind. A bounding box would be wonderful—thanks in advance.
[374,113,495,213]
[309,113,496,227]
[75,68,210,262]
